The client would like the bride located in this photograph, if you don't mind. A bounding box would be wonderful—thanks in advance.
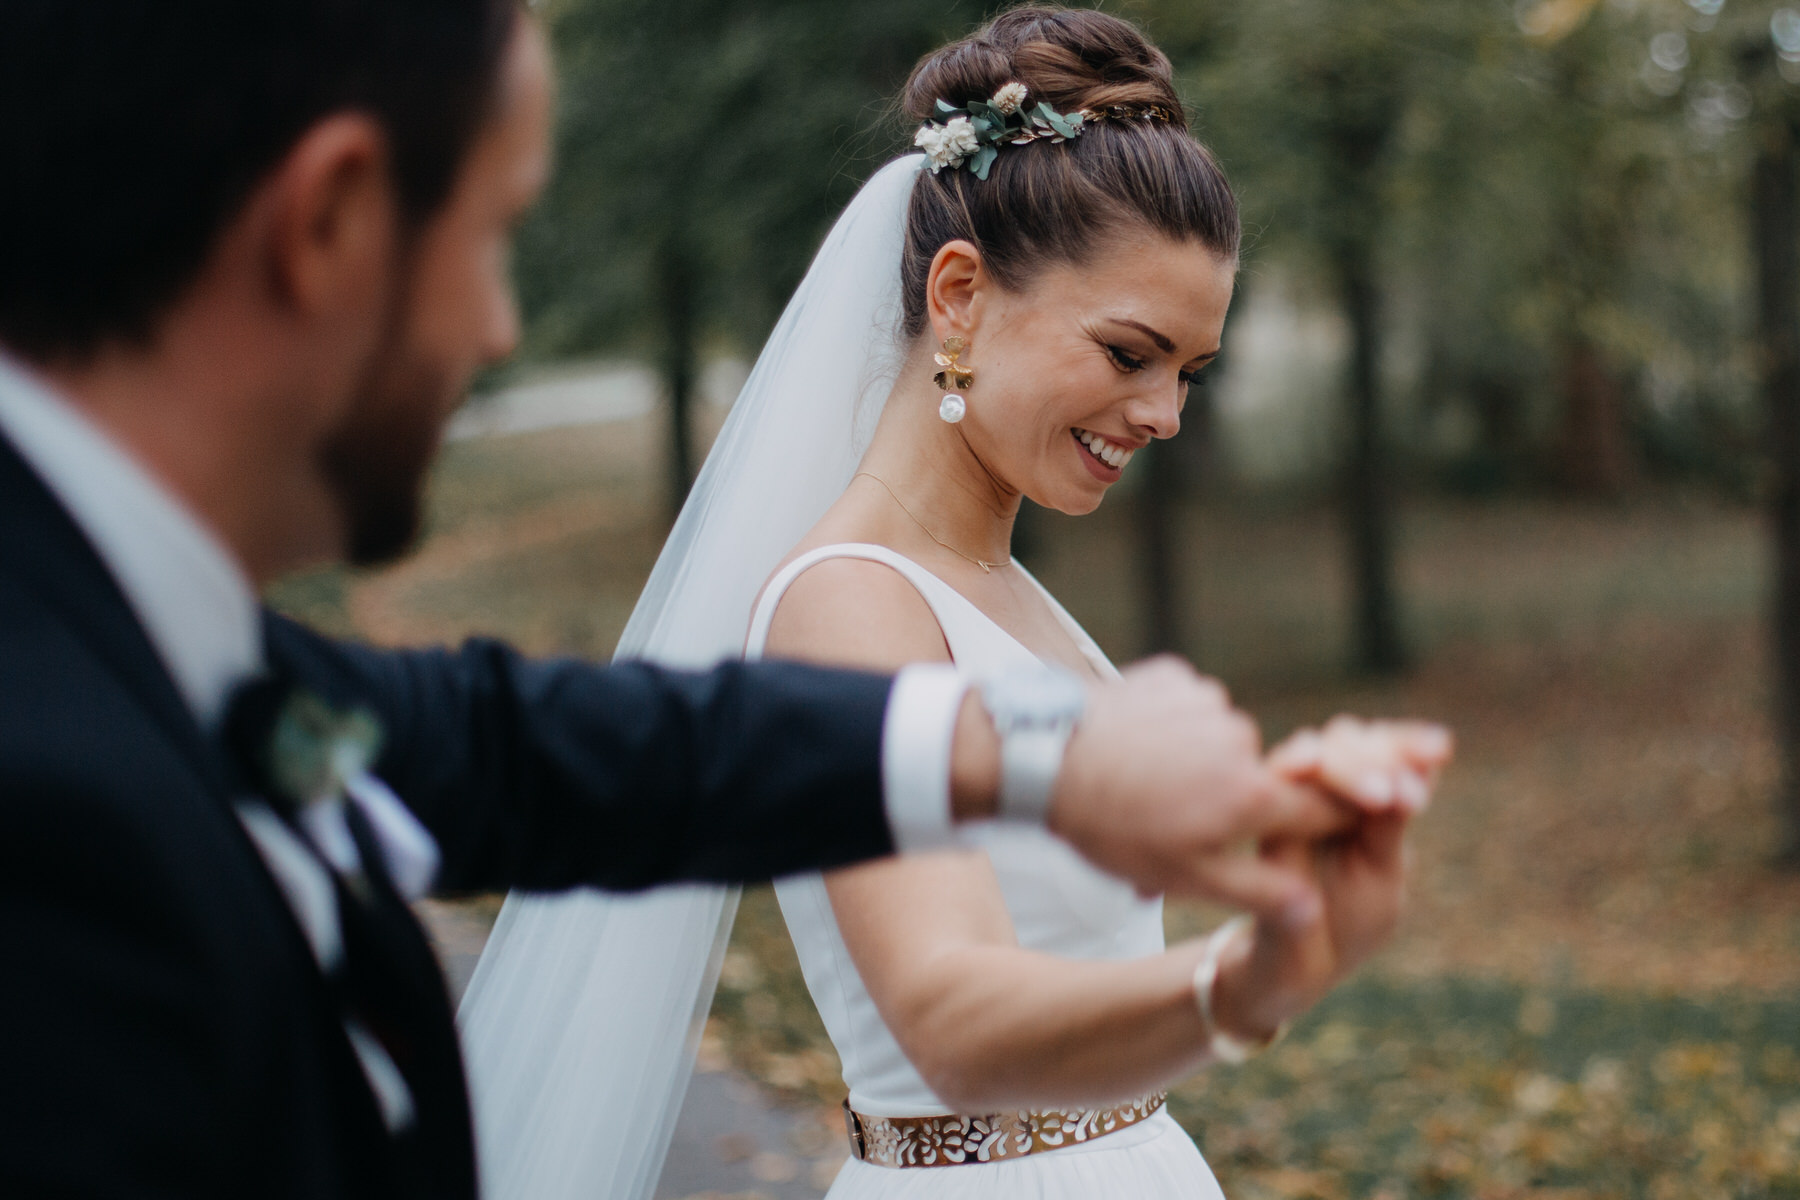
[745,8,1447,1196]
[459,7,1449,1198]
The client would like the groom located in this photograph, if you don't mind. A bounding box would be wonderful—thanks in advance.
[0,3,1365,1197]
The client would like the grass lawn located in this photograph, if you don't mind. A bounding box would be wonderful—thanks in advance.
[272,414,1800,1199]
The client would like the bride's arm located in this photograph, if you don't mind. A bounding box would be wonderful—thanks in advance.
[765,560,1424,1112]
[828,851,1227,1110]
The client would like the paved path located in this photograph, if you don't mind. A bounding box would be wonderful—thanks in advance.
[417,899,840,1200]
[446,358,748,442]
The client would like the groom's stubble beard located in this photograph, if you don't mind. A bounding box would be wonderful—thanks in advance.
[316,241,461,569]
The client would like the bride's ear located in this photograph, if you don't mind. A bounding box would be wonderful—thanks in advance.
[925,239,986,344]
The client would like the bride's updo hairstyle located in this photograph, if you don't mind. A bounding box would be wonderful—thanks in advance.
[898,6,1239,340]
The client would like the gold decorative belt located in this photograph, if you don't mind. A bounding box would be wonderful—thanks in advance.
[843,1092,1166,1168]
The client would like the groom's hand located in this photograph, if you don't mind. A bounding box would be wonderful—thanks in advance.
[1027,657,1365,917]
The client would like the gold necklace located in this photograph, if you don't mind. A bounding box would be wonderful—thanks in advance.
[854,472,1013,574]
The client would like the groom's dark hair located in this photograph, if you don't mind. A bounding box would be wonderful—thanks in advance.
[0,0,519,363]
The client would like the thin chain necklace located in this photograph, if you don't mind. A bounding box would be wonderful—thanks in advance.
[854,472,1013,574]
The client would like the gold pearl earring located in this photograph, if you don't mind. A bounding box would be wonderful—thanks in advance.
[934,336,972,424]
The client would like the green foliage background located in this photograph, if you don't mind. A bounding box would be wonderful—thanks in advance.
[508,0,1788,500]
[511,0,966,369]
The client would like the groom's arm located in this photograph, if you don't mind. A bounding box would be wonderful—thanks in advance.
[264,611,949,894]
[264,614,1388,912]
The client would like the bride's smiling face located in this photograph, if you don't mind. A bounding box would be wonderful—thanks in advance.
[932,233,1235,515]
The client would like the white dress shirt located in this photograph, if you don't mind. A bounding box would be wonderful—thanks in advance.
[0,353,963,856]
[0,356,260,726]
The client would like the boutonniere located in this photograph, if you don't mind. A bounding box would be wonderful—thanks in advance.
[265,689,385,812]
[226,675,440,904]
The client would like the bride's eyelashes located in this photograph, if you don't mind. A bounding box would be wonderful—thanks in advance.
[1107,342,1206,389]
[1105,344,1147,373]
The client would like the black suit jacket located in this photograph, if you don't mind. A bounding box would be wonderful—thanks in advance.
[0,432,899,1198]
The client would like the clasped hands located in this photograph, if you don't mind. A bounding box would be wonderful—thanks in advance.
[1047,656,1453,1046]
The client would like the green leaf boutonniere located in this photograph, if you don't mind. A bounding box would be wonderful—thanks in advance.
[266,690,385,811]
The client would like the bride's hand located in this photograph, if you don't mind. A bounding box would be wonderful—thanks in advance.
[1205,824,1408,1046]
[1048,659,1377,920]
[1206,718,1451,1043]
[1267,716,1452,815]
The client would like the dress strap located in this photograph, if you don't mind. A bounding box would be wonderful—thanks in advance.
[745,543,965,661]
[1013,563,1121,682]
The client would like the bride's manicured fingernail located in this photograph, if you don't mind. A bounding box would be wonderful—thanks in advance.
[1358,771,1394,807]
[1417,727,1452,757]
[1397,770,1429,812]
[1282,732,1323,769]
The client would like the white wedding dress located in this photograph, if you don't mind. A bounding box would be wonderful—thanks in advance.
[748,543,1227,1199]
[459,154,1231,1200]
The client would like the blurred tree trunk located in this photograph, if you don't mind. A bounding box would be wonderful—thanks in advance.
[1012,497,1043,563]
[1544,40,1633,500]
[1335,237,1408,675]
[1137,437,1183,655]
[1472,371,1529,487]
[1179,318,1224,496]
[1320,60,1408,678]
[658,235,699,523]
[1143,372,1223,661]
[1553,336,1631,497]
[1750,86,1800,863]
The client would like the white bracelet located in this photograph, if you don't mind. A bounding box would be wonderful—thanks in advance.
[1190,916,1285,1064]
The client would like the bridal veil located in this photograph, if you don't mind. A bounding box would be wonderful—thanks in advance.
[457,154,924,1200]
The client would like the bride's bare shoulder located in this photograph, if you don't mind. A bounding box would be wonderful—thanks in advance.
[762,548,951,672]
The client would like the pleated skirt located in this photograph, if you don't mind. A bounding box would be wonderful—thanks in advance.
[817,1110,1226,1199]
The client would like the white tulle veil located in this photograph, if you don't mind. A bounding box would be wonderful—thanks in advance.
[456,154,924,1200]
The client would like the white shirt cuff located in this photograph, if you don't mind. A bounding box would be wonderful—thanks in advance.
[881,664,970,854]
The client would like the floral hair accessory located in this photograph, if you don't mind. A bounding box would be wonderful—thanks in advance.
[915,83,1086,179]
[991,82,1029,115]
[914,82,1178,180]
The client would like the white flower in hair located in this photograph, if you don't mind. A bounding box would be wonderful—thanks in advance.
[991,82,1029,115]
[915,115,981,173]
[942,116,980,157]
[913,124,952,170]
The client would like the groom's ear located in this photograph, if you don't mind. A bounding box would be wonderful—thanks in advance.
[925,239,986,343]
[259,114,402,325]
